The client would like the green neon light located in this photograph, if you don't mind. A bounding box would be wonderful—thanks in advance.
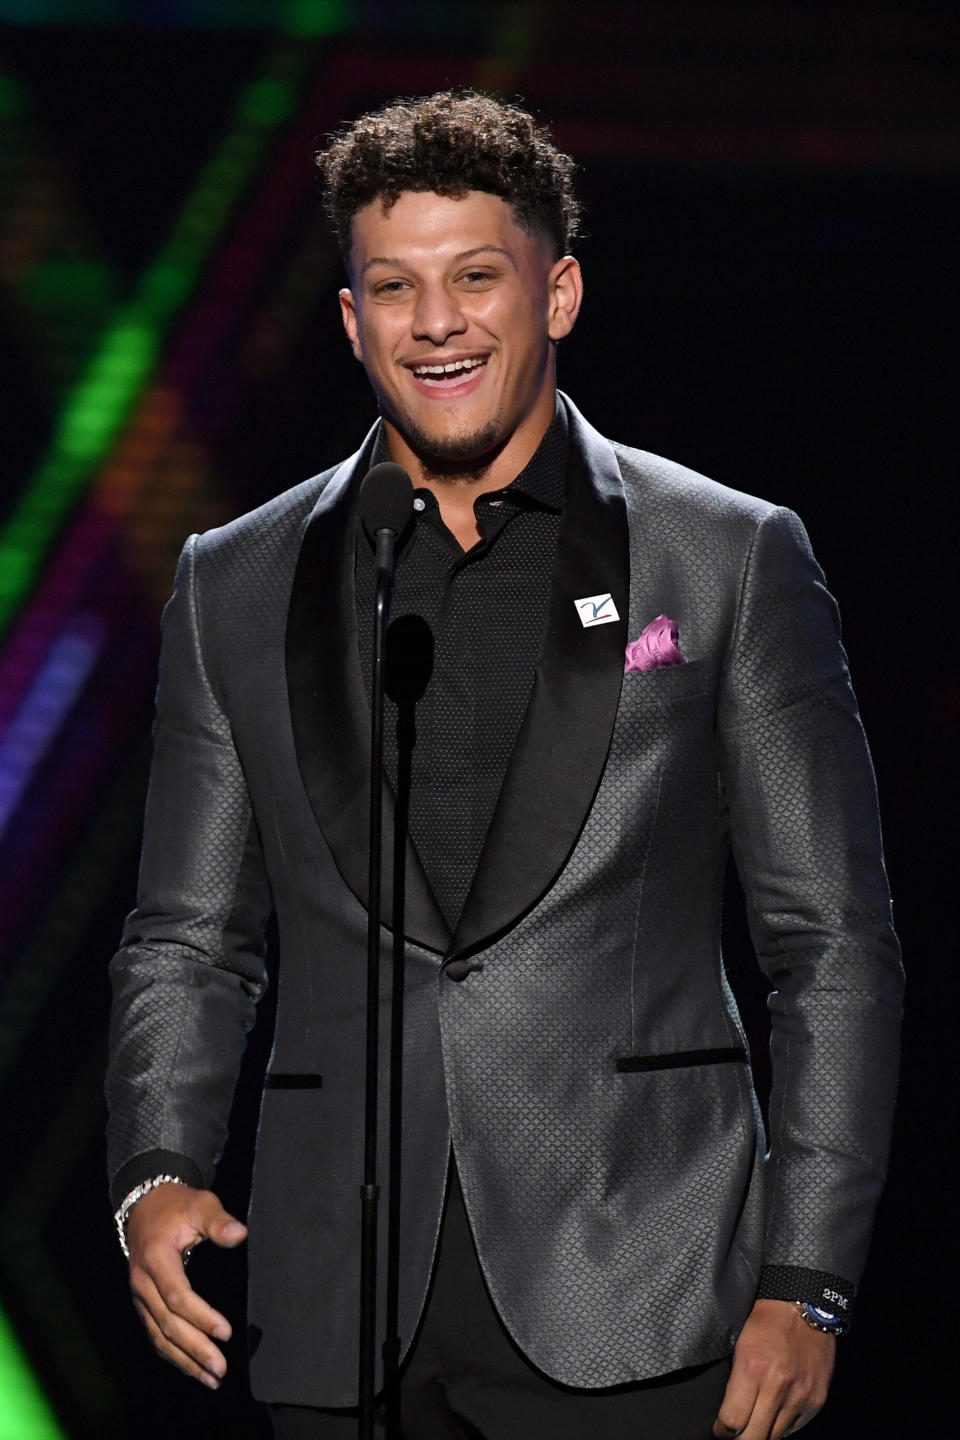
[0,1305,64,1439]
[55,316,159,461]
[0,43,311,637]
[1,1054,119,1430]
[241,72,300,125]
[0,72,26,119]
[283,0,352,35]
[0,1,354,28]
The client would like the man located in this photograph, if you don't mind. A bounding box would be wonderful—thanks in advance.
[106,92,902,1440]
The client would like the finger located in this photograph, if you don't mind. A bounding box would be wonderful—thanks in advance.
[132,1248,232,1343]
[777,1394,827,1438]
[725,1368,826,1439]
[738,1389,787,1440]
[714,1365,759,1437]
[131,1268,229,1382]
[771,1363,831,1436]
[134,1293,224,1389]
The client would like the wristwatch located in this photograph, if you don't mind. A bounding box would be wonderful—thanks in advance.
[795,1301,848,1337]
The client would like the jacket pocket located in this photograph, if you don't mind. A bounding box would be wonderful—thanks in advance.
[615,1046,746,1073]
[621,656,710,704]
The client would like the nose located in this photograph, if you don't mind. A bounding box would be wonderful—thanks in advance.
[411,283,468,346]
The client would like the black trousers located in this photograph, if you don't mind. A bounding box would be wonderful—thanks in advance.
[271,1170,731,1440]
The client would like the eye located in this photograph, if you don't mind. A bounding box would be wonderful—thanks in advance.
[459,268,497,286]
[373,279,410,297]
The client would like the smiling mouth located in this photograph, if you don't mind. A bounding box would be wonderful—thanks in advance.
[407,356,488,389]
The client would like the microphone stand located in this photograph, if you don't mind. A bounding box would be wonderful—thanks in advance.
[356,461,412,1439]
[359,525,396,1440]
[383,613,433,1440]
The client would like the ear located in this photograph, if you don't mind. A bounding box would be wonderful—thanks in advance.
[546,256,583,342]
[338,288,363,361]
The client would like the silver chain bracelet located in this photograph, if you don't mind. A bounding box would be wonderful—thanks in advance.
[114,1174,186,1258]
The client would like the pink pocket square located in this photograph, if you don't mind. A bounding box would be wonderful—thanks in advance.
[624,615,686,673]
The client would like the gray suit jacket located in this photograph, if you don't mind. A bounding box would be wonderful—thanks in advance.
[106,396,902,1406]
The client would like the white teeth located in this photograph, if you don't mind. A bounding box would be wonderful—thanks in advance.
[412,357,486,376]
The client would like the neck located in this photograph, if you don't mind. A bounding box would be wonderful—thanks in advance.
[383,392,557,497]
[381,395,557,551]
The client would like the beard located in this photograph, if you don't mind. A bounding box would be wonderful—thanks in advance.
[384,404,508,483]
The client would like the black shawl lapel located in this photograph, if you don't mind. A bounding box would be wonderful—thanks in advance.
[285,428,450,954]
[449,396,630,958]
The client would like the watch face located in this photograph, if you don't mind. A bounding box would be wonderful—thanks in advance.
[799,1303,846,1334]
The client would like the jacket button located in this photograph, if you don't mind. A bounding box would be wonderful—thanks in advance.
[444,958,483,982]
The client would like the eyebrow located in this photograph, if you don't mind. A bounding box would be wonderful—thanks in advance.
[361,245,517,277]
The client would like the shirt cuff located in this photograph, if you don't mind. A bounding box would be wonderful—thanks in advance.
[756,1263,855,1323]
[109,1148,206,1212]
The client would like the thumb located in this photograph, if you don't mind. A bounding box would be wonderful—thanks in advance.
[201,1199,248,1248]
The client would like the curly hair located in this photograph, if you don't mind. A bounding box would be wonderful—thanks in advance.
[315,90,580,261]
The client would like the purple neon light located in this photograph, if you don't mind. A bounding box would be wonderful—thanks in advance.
[0,616,104,838]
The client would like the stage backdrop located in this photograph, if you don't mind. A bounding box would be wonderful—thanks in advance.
[0,4,956,1436]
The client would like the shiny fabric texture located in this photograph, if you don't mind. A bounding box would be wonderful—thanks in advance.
[270,1169,733,1439]
[106,397,902,1406]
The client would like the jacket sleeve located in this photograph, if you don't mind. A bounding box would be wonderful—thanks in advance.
[715,505,903,1311]
[105,533,273,1209]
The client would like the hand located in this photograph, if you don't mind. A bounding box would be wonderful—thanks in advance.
[125,1183,248,1389]
[713,1299,835,1439]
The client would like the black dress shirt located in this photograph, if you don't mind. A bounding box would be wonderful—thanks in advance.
[356,405,568,930]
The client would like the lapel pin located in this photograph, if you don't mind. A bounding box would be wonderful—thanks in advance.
[574,594,620,628]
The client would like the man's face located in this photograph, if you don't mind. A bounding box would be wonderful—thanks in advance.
[339,190,581,476]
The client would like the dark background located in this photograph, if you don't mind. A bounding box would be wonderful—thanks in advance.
[0,4,956,1436]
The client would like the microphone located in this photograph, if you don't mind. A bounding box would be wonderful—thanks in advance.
[358,462,414,571]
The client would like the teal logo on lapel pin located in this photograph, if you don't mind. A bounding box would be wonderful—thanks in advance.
[575,594,620,628]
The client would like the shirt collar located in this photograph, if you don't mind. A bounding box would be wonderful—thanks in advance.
[368,396,568,514]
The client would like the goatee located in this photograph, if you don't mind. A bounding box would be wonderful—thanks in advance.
[388,411,508,484]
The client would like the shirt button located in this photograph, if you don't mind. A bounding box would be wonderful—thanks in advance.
[413,497,426,512]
